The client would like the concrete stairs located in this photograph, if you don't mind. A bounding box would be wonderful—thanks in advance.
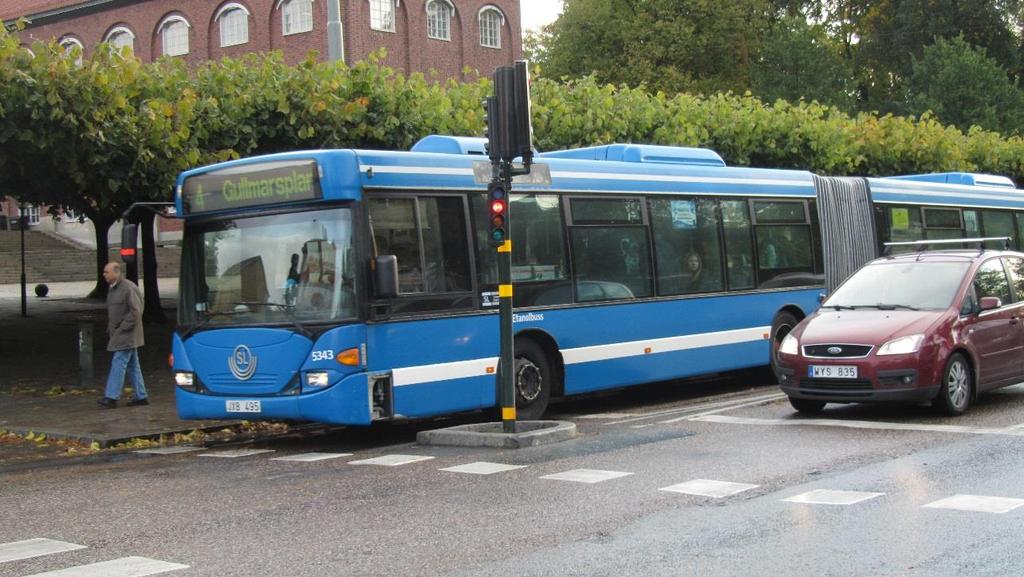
[0,231,179,285]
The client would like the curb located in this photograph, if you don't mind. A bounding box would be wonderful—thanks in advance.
[416,420,577,449]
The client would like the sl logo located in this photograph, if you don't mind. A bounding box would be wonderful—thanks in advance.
[229,344,258,380]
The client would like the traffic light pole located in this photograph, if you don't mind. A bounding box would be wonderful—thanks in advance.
[495,164,516,433]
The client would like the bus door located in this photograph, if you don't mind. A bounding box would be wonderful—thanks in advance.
[366,194,488,418]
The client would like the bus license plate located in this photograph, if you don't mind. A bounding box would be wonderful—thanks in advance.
[226,400,261,413]
[808,365,858,379]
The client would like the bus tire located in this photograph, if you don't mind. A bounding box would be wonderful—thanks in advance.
[770,310,799,380]
[513,339,552,421]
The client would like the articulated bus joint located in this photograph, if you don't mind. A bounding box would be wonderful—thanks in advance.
[369,373,394,420]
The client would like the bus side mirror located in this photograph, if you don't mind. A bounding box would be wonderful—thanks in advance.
[120,223,138,266]
[374,255,398,298]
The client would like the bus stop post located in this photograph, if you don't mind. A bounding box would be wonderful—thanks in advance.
[78,321,94,387]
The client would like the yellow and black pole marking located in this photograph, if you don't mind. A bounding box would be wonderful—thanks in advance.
[497,234,516,432]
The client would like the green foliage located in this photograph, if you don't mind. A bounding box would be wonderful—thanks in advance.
[907,36,1024,136]
[750,16,855,110]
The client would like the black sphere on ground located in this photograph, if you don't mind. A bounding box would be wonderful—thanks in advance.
[34,284,49,297]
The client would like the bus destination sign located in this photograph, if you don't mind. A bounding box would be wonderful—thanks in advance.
[181,159,322,214]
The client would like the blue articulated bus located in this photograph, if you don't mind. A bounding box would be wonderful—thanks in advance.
[169,135,1024,425]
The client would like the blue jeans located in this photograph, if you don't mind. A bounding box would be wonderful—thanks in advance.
[105,348,147,401]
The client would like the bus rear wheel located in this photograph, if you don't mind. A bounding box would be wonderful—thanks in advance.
[770,310,799,380]
[513,339,553,421]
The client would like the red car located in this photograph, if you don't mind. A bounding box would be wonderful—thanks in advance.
[776,245,1024,415]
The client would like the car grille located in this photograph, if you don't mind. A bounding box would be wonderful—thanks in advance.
[799,378,874,397]
[803,344,873,358]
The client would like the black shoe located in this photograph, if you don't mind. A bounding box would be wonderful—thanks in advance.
[97,397,117,409]
[126,397,149,407]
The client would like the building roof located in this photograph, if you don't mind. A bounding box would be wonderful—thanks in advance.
[1,0,86,23]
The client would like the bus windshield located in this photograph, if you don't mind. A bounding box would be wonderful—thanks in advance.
[180,207,356,327]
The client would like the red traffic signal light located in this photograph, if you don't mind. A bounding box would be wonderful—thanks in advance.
[488,181,508,247]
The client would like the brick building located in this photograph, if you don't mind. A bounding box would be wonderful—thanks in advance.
[1,0,521,82]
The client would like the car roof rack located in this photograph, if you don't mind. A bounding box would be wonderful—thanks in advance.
[882,237,1012,256]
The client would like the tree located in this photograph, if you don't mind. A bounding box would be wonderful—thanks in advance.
[751,15,855,110]
[907,36,1024,135]
[537,0,776,94]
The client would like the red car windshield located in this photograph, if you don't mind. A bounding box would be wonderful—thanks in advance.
[824,261,970,310]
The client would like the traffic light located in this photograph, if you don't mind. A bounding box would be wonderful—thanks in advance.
[488,180,508,247]
[483,96,499,162]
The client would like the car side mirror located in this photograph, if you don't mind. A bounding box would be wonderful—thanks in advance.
[373,255,398,298]
[978,296,1002,311]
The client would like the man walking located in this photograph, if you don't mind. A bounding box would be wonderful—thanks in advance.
[97,261,148,408]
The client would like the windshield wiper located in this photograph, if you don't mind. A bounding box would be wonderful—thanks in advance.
[875,303,920,311]
[233,301,313,339]
[821,304,857,310]
[181,308,248,339]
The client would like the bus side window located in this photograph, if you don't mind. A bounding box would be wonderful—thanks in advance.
[568,198,652,302]
[721,200,754,290]
[649,197,724,295]
[751,200,818,288]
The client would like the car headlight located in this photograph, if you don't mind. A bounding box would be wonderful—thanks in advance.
[877,334,925,356]
[779,334,799,356]
[305,371,330,388]
[174,371,194,388]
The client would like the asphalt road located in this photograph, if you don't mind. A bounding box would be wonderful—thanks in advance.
[3,375,1024,577]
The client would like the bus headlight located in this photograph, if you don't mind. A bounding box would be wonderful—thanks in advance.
[305,371,330,388]
[779,334,799,356]
[878,334,924,356]
[174,371,195,388]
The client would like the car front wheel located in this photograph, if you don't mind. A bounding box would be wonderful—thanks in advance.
[935,353,971,416]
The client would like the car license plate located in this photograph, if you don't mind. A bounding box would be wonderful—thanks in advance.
[808,365,858,379]
[226,400,261,413]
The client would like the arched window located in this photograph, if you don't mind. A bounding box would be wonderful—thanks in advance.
[369,0,395,32]
[105,26,136,55]
[426,0,452,41]
[478,6,503,49]
[59,37,84,65]
[158,15,191,56]
[216,3,250,47]
[280,0,314,35]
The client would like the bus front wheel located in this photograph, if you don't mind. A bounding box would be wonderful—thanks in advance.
[513,339,552,421]
[770,310,799,380]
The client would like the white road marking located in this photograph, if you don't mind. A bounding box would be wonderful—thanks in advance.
[348,454,435,466]
[21,556,188,577]
[269,452,352,463]
[134,447,203,455]
[923,494,1024,514]
[540,469,634,484]
[659,479,760,498]
[605,392,786,426]
[784,490,884,506]
[690,414,1024,436]
[197,449,276,458]
[0,539,86,564]
[575,413,642,420]
[659,395,787,423]
[440,462,527,475]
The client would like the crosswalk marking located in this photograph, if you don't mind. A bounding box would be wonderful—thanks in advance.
[134,447,203,455]
[0,539,86,564]
[923,494,1024,514]
[784,490,884,506]
[198,449,275,459]
[270,452,352,462]
[21,556,188,577]
[348,454,435,467]
[540,469,634,484]
[659,479,759,498]
[440,462,527,475]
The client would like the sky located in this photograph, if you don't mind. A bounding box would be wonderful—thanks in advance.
[519,0,563,34]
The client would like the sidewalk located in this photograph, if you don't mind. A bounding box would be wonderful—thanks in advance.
[0,278,241,463]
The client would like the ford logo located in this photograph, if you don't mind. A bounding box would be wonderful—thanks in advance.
[229,344,258,380]
[827,346,843,355]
